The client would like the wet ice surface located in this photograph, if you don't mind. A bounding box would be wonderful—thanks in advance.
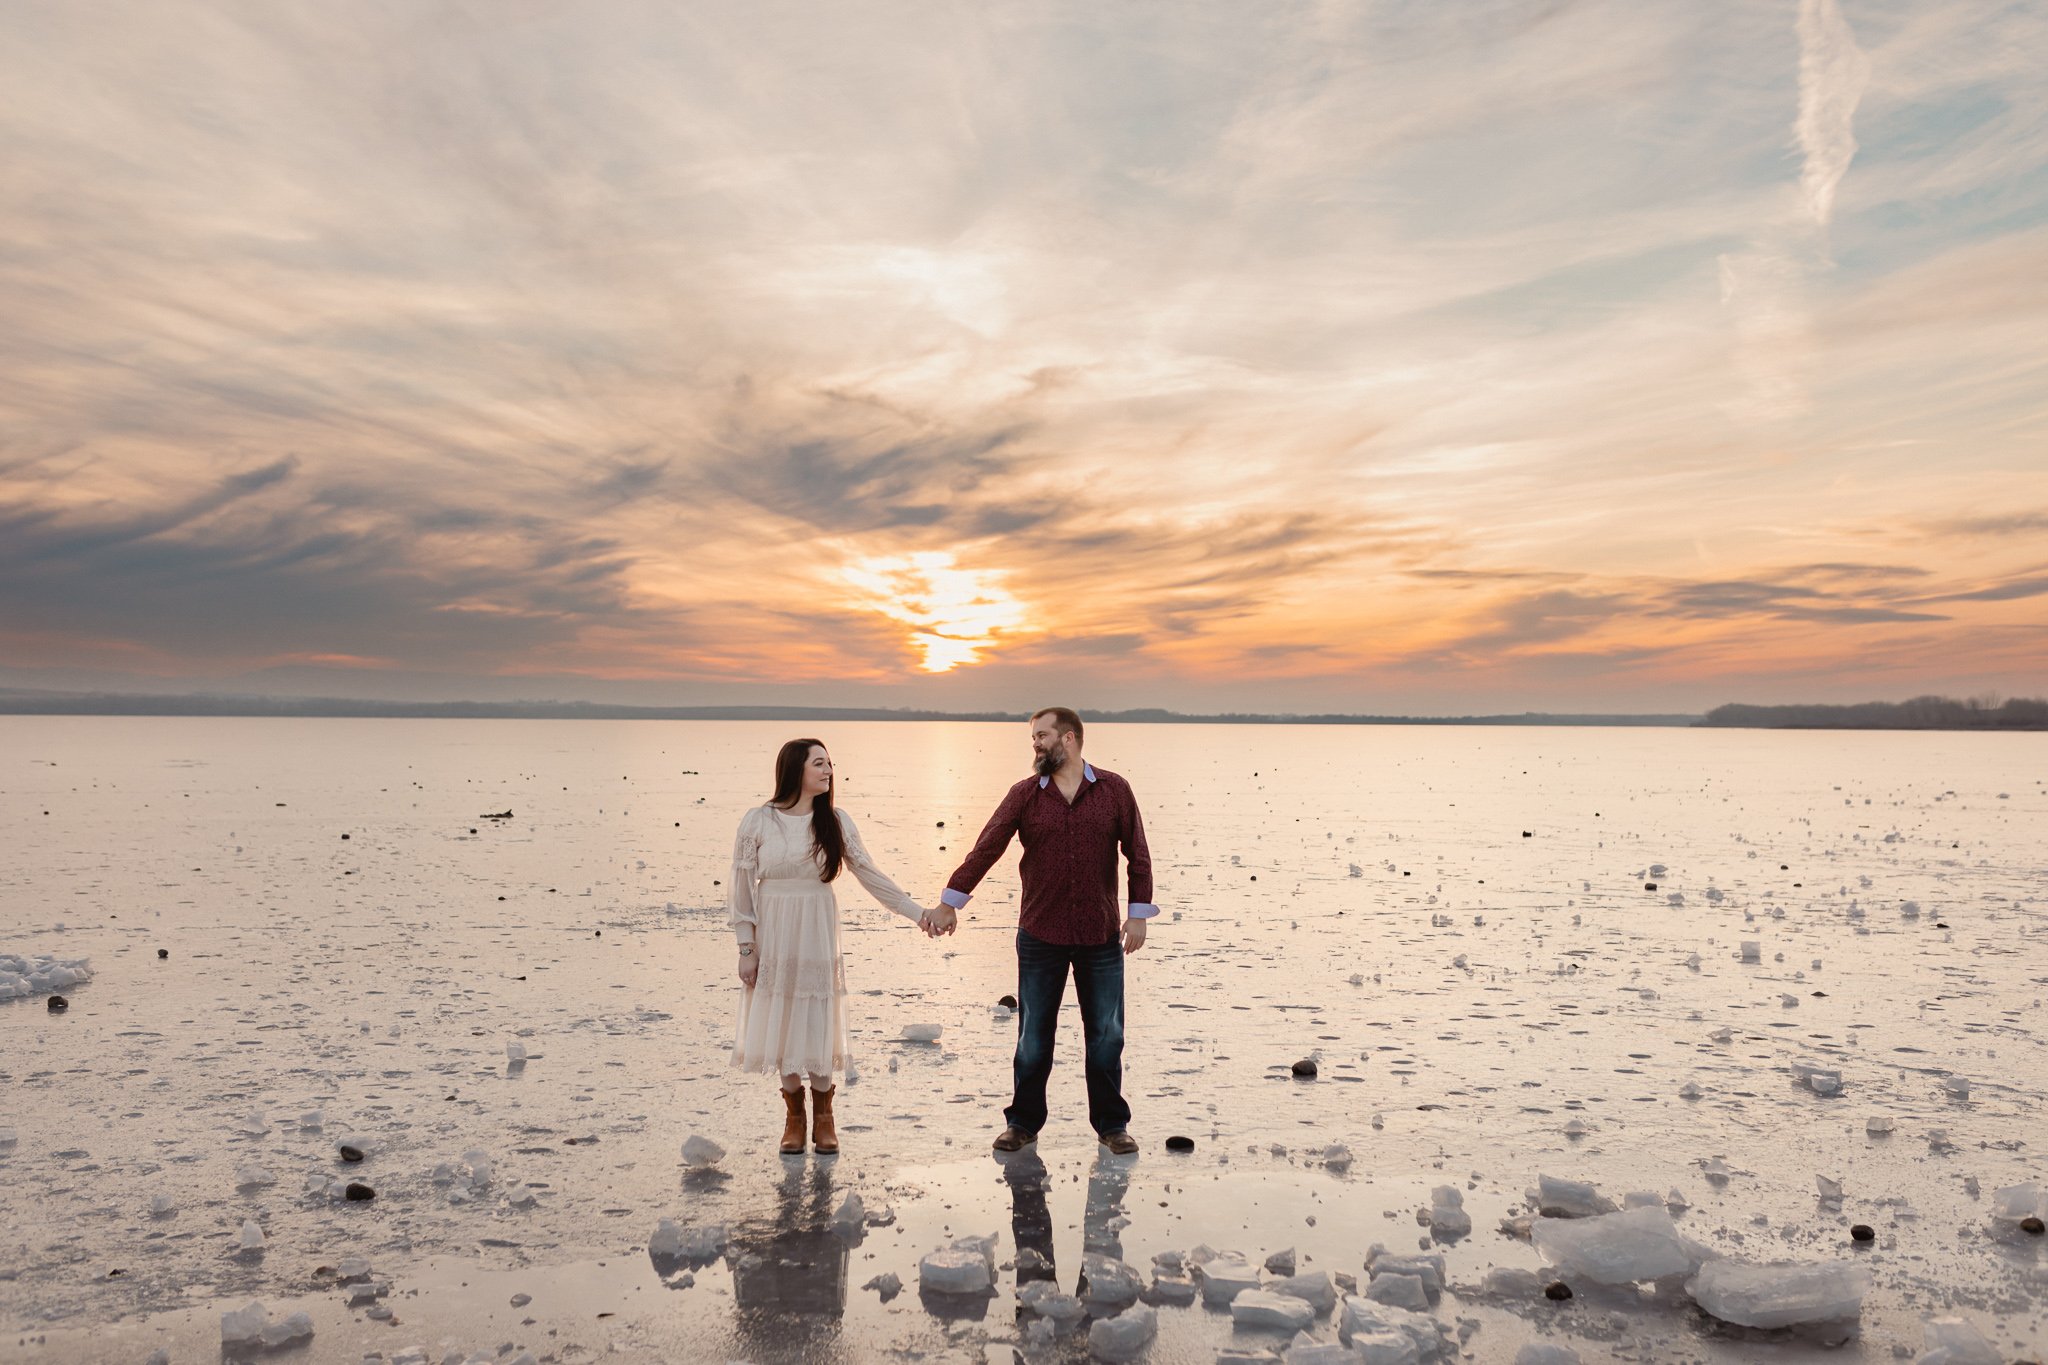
[3,717,2045,1364]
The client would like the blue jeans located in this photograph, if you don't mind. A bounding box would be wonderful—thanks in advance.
[1006,928,1130,1137]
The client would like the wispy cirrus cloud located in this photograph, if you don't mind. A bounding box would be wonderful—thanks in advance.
[0,0,2043,711]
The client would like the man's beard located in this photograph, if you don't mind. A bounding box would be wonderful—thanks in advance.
[1033,747,1066,778]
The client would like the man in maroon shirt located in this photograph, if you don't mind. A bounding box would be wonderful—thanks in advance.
[929,707,1158,1155]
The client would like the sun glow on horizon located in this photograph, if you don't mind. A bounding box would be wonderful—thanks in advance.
[842,552,1028,672]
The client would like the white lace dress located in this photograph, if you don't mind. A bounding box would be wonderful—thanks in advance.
[728,804,924,1079]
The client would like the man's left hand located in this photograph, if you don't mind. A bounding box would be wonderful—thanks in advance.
[1121,917,1147,955]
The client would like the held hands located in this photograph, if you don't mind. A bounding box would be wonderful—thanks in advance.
[918,904,958,939]
[1121,916,1148,955]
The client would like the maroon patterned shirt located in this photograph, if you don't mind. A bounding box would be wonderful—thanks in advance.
[941,763,1158,946]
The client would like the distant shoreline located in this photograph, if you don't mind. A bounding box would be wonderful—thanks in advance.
[0,690,1694,726]
[1,687,2043,728]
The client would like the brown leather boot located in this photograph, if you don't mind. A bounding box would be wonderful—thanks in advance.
[779,1087,807,1154]
[810,1085,839,1154]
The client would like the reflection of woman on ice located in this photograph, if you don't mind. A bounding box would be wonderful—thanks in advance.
[728,738,944,1154]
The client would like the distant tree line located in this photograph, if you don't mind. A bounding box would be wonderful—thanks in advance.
[1701,695,2048,730]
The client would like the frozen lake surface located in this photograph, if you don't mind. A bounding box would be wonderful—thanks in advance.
[2,716,2044,1364]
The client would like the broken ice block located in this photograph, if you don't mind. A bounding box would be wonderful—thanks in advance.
[1365,1272,1429,1311]
[1739,941,1761,963]
[1514,1346,1583,1365]
[829,1191,864,1231]
[220,1301,269,1346]
[1198,1256,1262,1305]
[1232,1289,1316,1330]
[1323,1142,1353,1171]
[919,1234,996,1295]
[1685,1259,1869,1328]
[1916,1314,2002,1365]
[1337,1295,1449,1360]
[901,1022,942,1042]
[680,1134,725,1168]
[1426,1185,1471,1237]
[1480,1266,1544,1296]
[1535,1174,1617,1218]
[259,1312,313,1348]
[234,1162,276,1188]
[1817,1175,1844,1203]
[237,1219,265,1251]
[1270,1268,1337,1310]
[1792,1062,1843,1095]
[1086,1304,1157,1361]
[506,1041,526,1062]
[1866,1116,1895,1136]
[648,1218,727,1262]
[1941,1075,1971,1100]
[1532,1205,1709,1284]
[1080,1252,1143,1306]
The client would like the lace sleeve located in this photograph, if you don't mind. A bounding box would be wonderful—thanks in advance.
[729,808,764,946]
[838,811,925,924]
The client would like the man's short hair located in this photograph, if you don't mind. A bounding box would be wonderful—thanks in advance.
[1031,706,1084,745]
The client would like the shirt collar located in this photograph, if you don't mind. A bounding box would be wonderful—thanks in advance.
[1039,760,1096,789]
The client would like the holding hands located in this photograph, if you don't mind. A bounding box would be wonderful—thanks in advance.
[918,904,958,939]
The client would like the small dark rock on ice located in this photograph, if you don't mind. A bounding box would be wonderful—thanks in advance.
[344,1182,375,1201]
[339,1146,365,1163]
[1291,1058,1318,1077]
[1165,1135,1195,1152]
[1851,1224,1875,1243]
[47,995,68,1012]
[1545,1281,1573,1301]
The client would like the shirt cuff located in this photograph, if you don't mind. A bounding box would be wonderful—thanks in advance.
[940,888,972,909]
[1127,903,1159,920]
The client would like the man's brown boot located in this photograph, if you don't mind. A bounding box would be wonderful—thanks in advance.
[810,1085,839,1154]
[779,1087,807,1154]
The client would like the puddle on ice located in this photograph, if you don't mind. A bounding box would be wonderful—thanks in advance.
[2,717,2046,1362]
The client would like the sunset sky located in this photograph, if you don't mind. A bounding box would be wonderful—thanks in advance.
[2,0,2043,714]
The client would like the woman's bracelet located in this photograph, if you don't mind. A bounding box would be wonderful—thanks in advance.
[737,944,755,956]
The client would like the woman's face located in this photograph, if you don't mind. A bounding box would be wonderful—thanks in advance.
[800,745,834,799]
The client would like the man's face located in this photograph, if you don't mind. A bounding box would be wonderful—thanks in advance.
[1030,718,1070,776]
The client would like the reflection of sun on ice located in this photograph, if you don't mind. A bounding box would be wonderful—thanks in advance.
[843,553,1026,672]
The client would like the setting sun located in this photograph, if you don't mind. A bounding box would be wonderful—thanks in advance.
[842,552,1027,673]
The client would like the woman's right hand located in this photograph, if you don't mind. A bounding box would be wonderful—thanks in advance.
[737,950,758,987]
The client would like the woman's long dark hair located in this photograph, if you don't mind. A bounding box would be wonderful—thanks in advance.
[770,737,843,882]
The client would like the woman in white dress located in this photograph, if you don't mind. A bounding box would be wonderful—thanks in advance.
[729,737,936,1154]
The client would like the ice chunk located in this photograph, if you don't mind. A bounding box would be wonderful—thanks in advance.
[1513,1346,1583,1365]
[919,1234,997,1295]
[1685,1259,1870,1328]
[1532,1206,1708,1284]
[901,1022,942,1042]
[1265,1246,1297,1275]
[1365,1273,1429,1310]
[1535,1174,1616,1218]
[259,1312,313,1348]
[680,1134,724,1168]
[1199,1256,1263,1305]
[648,1217,727,1262]
[1365,1250,1444,1300]
[237,1219,265,1251]
[235,1111,269,1136]
[1085,1303,1156,1361]
[1816,1174,1844,1203]
[150,1193,177,1217]
[1866,1115,1895,1136]
[1941,1075,1971,1100]
[1233,1289,1316,1330]
[1792,1062,1843,1095]
[1426,1185,1471,1238]
[1337,1297,1447,1360]
[829,1190,864,1232]
[1323,1142,1353,1172]
[1739,941,1761,963]
[506,1041,526,1062]
[235,1162,277,1189]
[1270,1269,1337,1311]
[1020,1281,1088,1321]
[221,1301,268,1346]
[296,1110,324,1131]
[1916,1315,2002,1365]
[1080,1252,1143,1306]
[862,1271,901,1299]
[1480,1266,1544,1296]
[1143,1273,1197,1305]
